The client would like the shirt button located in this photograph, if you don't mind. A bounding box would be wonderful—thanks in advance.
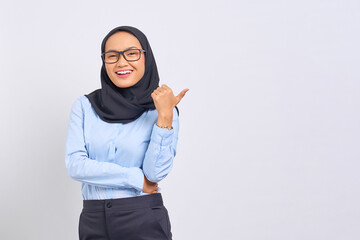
[106,202,112,208]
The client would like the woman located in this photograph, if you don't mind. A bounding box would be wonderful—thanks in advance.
[65,26,188,240]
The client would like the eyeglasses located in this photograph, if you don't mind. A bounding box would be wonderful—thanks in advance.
[101,49,146,64]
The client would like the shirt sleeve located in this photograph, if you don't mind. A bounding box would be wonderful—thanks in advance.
[65,96,144,191]
[142,107,179,182]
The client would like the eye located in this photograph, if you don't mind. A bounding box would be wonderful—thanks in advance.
[126,50,138,56]
[104,52,118,59]
[125,50,140,60]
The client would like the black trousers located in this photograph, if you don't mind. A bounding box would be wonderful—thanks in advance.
[78,193,172,240]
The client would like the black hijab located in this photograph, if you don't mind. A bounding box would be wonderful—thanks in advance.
[85,26,178,123]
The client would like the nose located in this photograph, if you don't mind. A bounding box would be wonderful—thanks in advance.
[116,53,128,67]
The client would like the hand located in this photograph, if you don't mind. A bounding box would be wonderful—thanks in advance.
[151,84,189,115]
[142,175,158,194]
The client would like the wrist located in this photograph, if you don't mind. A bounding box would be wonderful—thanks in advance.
[156,123,173,130]
[157,115,173,129]
[157,109,173,118]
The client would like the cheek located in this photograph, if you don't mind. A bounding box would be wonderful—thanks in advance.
[105,64,115,76]
[138,59,145,75]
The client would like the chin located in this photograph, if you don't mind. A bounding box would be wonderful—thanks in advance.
[111,78,137,88]
[114,82,133,88]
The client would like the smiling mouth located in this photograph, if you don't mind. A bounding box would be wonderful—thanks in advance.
[116,70,133,78]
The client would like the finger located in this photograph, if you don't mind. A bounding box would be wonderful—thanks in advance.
[161,86,169,92]
[161,85,173,94]
[156,86,165,93]
[175,88,189,103]
[161,84,170,89]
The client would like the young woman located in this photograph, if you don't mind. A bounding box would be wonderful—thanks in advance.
[65,26,188,240]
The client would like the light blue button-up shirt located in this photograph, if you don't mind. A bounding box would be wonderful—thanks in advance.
[65,95,179,200]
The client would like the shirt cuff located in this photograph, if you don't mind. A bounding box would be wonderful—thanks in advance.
[151,123,174,146]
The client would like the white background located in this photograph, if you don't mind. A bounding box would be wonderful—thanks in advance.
[1,0,359,239]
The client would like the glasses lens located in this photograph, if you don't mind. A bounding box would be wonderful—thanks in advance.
[124,49,140,61]
[103,52,119,63]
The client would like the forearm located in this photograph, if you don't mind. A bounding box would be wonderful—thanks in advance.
[143,108,179,182]
[66,152,144,191]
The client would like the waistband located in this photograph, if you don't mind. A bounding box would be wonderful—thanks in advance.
[82,193,164,212]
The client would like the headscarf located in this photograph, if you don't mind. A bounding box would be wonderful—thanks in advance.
[85,26,178,123]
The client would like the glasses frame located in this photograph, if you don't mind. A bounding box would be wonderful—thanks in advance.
[101,49,146,64]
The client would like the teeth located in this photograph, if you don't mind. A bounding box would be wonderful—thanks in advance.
[117,70,132,75]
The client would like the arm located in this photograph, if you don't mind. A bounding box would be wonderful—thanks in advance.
[65,96,144,191]
[142,107,179,183]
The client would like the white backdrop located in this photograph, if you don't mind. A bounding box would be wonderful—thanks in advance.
[1,0,359,239]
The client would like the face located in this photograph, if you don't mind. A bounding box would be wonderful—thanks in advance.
[104,31,145,88]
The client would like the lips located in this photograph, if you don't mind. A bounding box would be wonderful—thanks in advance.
[115,69,133,78]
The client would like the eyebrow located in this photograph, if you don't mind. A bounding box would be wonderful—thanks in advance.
[106,46,138,52]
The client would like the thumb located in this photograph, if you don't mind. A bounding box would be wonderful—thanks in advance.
[175,88,189,103]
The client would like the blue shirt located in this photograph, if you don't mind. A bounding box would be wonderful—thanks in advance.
[65,95,179,200]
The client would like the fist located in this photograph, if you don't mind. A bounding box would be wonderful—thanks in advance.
[151,84,189,114]
[143,175,158,194]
